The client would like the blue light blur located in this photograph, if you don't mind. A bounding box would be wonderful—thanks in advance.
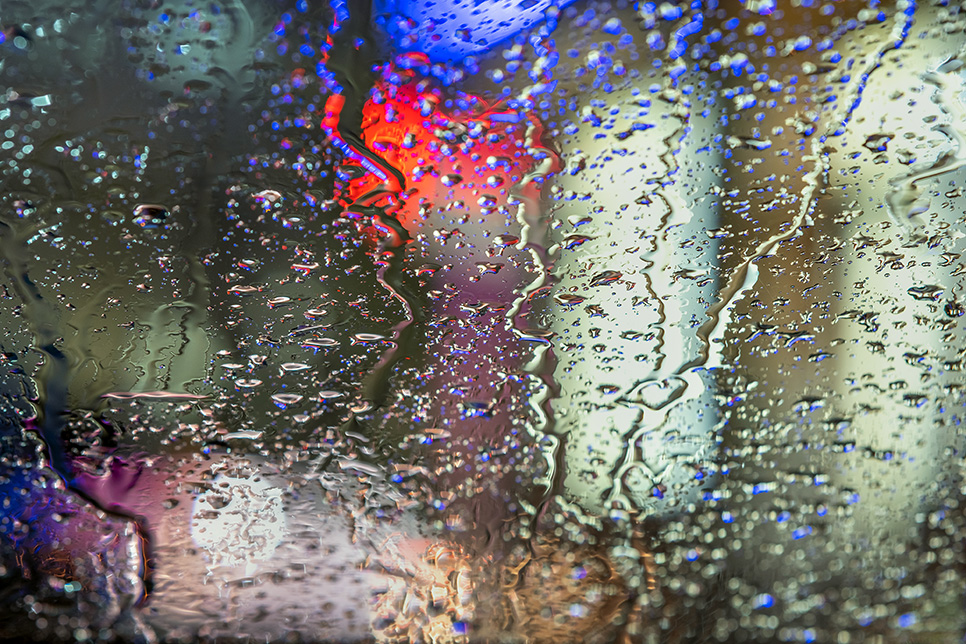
[373,0,579,63]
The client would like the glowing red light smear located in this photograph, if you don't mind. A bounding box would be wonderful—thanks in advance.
[326,78,554,235]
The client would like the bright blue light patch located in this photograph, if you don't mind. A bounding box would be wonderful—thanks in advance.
[376,0,579,63]
[752,593,774,609]
[661,5,683,20]
[898,613,917,628]
[603,18,622,35]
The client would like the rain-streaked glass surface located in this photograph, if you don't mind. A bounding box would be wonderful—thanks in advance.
[1,0,965,642]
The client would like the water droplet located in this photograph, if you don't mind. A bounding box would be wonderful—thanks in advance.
[588,271,622,287]
[492,234,519,247]
[228,285,260,295]
[395,51,431,69]
[555,293,586,306]
[132,204,169,228]
[271,393,304,407]
[863,134,893,152]
[302,338,338,348]
[353,333,385,343]
[907,285,944,301]
[562,234,593,250]
[475,261,503,274]
[267,296,292,308]
[416,263,442,277]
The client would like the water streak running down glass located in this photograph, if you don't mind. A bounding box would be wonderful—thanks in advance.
[1,0,965,642]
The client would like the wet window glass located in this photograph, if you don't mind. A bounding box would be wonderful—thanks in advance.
[2,0,965,642]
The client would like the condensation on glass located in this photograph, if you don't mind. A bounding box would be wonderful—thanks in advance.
[1,0,965,642]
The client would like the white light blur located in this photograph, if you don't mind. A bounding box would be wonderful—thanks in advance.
[191,474,286,574]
